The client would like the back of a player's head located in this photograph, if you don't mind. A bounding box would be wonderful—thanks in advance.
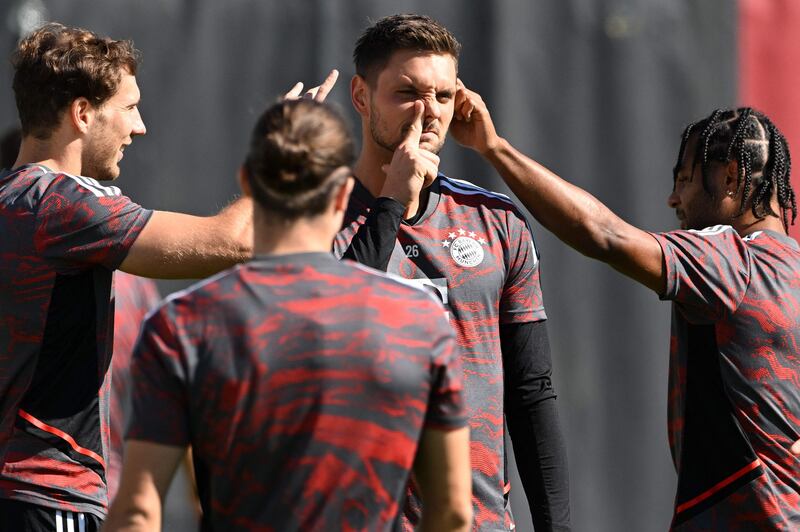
[353,14,461,84]
[12,23,140,140]
[675,107,796,229]
[0,128,22,169]
[244,99,354,219]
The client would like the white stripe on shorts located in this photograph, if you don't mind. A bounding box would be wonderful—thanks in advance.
[78,513,86,532]
[55,510,64,532]
[66,511,75,532]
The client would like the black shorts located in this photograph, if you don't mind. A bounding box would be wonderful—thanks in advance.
[0,499,102,532]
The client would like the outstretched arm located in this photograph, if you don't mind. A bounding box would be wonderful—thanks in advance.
[120,197,253,279]
[450,81,665,293]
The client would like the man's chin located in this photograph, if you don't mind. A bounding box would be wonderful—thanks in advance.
[419,139,444,155]
[86,166,121,181]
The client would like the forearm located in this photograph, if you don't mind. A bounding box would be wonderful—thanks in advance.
[103,496,161,531]
[483,138,630,262]
[121,197,253,279]
[341,197,403,270]
[201,196,253,267]
[507,397,571,532]
[502,321,571,531]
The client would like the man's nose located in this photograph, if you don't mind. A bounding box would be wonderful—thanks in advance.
[132,109,146,136]
[422,96,441,120]
[667,189,680,208]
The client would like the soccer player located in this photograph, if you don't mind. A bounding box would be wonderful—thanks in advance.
[0,23,252,530]
[0,124,181,509]
[332,14,571,532]
[104,98,472,531]
[450,88,800,529]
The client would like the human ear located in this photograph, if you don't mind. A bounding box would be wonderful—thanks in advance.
[724,160,740,196]
[351,75,369,117]
[333,171,354,213]
[237,166,252,197]
[70,98,93,134]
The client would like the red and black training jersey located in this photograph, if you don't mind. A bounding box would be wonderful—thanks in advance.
[107,273,160,503]
[126,252,467,531]
[652,226,800,530]
[0,165,152,518]
[335,175,547,531]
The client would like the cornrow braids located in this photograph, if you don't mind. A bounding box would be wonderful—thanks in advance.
[696,108,725,194]
[675,107,797,230]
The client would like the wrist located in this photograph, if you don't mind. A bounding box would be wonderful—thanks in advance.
[374,196,407,215]
[479,135,506,158]
[379,179,417,208]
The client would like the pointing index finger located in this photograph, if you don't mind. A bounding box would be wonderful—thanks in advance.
[401,100,425,148]
[313,69,339,102]
[284,82,304,100]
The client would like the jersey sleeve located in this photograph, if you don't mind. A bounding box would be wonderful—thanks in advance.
[651,225,751,323]
[125,303,191,447]
[423,301,468,430]
[336,198,405,270]
[34,174,152,270]
[500,207,547,324]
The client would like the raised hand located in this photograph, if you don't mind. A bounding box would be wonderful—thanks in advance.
[449,79,500,155]
[284,69,339,102]
[380,101,440,216]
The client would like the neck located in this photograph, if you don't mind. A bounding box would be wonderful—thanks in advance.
[15,134,83,176]
[733,214,788,237]
[252,213,336,256]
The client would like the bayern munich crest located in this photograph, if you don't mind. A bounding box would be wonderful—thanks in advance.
[441,228,486,267]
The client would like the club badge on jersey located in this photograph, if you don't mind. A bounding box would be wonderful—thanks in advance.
[441,227,488,268]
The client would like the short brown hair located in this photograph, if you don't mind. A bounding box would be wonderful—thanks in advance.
[353,14,461,83]
[244,99,354,219]
[12,23,140,139]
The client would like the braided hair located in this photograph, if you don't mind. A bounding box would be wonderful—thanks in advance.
[673,107,796,230]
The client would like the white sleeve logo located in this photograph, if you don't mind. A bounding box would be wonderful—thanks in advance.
[688,224,733,237]
[65,173,122,197]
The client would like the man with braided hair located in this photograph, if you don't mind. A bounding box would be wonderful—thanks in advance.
[449,92,800,529]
